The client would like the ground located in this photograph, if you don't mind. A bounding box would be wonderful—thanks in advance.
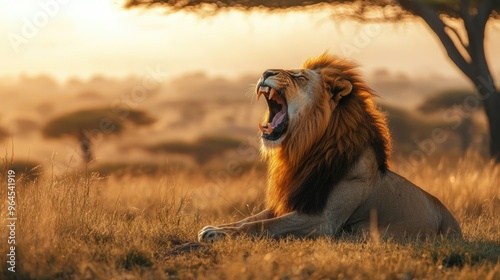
[0,154,498,279]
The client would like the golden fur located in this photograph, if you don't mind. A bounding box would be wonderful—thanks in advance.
[265,54,392,216]
[198,53,461,242]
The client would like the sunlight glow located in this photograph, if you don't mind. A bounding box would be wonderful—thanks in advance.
[64,0,124,32]
[0,1,498,82]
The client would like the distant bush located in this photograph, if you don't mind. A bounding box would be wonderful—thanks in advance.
[379,104,447,152]
[379,103,474,156]
[418,89,485,152]
[418,89,476,113]
[148,136,243,165]
[380,101,488,157]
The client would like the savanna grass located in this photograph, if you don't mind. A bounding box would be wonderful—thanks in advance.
[0,153,498,279]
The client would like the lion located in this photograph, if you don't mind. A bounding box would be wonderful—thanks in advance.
[198,53,462,242]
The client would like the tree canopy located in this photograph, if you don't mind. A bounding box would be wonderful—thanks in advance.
[123,0,499,82]
[124,0,499,19]
[42,108,155,139]
[42,107,156,164]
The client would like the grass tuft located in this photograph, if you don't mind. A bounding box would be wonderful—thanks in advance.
[119,248,154,270]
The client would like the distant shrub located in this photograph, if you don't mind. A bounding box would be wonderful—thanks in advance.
[419,89,487,152]
[379,104,445,145]
[380,101,489,157]
[148,136,243,165]
[379,103,468,156]
[418,89,476,113]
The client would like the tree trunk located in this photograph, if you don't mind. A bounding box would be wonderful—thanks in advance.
[78,133,93,164]
[401,0,499,161]
[481,88,500,161]
[464,0,500,162]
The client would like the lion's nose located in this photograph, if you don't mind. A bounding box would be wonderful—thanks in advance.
[262,70,279,81]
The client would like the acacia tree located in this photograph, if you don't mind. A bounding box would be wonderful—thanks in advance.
[125,0,500,161]
[42,108,155,164]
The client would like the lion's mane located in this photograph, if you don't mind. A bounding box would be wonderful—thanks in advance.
[266,54,392,216]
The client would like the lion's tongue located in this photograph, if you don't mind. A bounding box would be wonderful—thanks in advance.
[270,109,285,128]
[258,108,286,134]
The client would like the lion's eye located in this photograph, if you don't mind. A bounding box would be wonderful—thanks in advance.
[287,70,309,81]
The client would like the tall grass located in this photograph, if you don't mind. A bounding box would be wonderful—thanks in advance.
[0,153,498,279]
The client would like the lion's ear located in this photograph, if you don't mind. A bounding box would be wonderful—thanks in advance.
[321,69,353,103]
[330,79,353,103]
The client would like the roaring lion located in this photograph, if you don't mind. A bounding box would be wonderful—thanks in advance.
[198,53,461,242]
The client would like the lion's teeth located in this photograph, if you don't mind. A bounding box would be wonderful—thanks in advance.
[269,88,275,100]
[259,122,273,134]
[258,122,265,132]
[259,86,271,93]
[257,91,263,101]
[267,123,273,133]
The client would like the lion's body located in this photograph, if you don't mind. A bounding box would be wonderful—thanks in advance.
[328,149,461,238]
[198,53,461,242]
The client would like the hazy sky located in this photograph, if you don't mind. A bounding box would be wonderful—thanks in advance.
[1,0,499,83]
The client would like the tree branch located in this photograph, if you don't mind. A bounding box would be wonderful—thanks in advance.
[464,0,497,89]
[443,21,470,59]
[398,0,474,81]
[459,0,472,26]
[475,0,497,31]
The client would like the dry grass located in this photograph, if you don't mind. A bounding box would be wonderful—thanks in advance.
[0,154,499,280]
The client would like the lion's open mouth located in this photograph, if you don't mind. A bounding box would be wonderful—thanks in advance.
[257,85,288,140]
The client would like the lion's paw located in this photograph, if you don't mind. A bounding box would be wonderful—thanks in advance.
[198,226,234,243]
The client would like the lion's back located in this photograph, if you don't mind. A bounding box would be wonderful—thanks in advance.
[344,170,461,238]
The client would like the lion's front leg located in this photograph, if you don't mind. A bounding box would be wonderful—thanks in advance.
[198,211,329,242]
[198,225,240,242]
[198,209,274,242]
[237,211,330,238]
